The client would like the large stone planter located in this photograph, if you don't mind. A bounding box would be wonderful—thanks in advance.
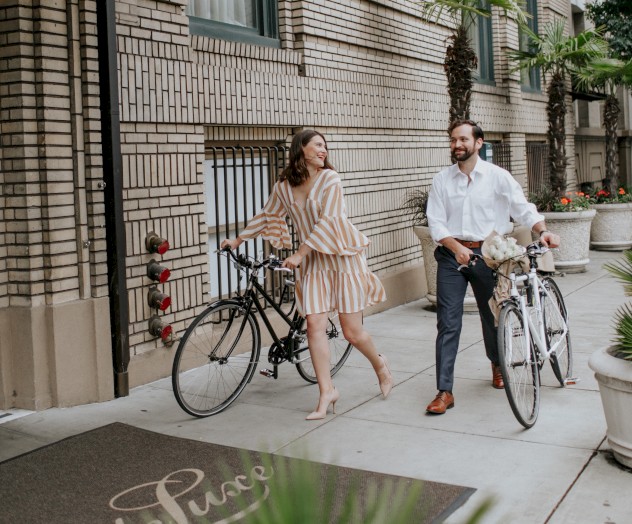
[413,226,477,312]
[541,209,596,273]
[589,346,632,469]
[590,203,632,251]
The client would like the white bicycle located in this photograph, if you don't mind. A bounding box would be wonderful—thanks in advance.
[493,242,574,428]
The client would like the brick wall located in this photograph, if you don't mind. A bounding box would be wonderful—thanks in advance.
[0,0,107,308]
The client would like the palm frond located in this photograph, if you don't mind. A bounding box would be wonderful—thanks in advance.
[510,19,608,75]
[604,251,632,296]
[577,56,632,92]
[420,0,528,26]
[612,303,632,359]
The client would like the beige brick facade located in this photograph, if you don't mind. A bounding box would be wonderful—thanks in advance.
[0,0,580,410]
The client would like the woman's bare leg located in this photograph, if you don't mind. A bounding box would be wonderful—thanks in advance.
[305,312,339,419]
[339,311,393,397]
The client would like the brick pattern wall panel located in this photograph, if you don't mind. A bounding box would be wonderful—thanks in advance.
[0,0,109,307]
[294,1,449,75]
[321,130,451,274]
[119,122,208,354]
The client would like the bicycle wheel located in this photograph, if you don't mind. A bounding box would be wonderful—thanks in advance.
[541,277,573,386]
[295,312,353,383]
[172,302,260,417]
[497,302,540,428]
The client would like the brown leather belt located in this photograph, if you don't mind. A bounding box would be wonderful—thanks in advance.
[455,239,483,249]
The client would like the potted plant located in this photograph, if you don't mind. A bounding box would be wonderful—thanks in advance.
[528,187,596,273]
[402,189,477,311]
[588,187,632,251]
[589,250,632,468]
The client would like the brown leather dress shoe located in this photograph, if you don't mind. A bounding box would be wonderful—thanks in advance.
[492,363,505,389]
[426,391,454,414]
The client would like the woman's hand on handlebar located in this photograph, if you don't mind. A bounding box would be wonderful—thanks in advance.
[282,252,302,270]
[220,237,242,251]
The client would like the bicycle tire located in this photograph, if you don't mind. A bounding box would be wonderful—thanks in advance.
[497,302,540,428]
[295,313,353,384]
[541,277,573,386]
[172,301,260,417]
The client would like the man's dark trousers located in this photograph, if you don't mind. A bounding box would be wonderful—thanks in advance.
[434,245,498,392]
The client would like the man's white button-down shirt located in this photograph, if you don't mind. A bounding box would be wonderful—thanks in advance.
[427,158,544,243]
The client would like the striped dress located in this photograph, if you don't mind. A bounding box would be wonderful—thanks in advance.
[239,169,386,316]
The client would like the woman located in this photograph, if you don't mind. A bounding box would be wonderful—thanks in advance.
[221,130,392,420]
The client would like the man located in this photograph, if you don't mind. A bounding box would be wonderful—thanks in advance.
[425,120,560,414]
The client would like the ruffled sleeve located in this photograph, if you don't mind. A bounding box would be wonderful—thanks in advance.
[304,173,369,255]
[240,183,292,249]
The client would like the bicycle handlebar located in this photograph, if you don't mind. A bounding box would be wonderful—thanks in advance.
[456,240,552,272]
[458,253,483,271]
[216,246,292,272]
[525,241,550,258]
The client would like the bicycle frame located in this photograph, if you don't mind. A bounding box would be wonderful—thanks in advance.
[225,256,309,377]
[506,266,568,364]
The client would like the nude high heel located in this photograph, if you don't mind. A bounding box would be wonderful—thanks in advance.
[377,354,393,399]
[306,387,339,420]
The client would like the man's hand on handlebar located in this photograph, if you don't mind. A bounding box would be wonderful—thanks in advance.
[458,253,483,271]
[539,231,560,249]
[454,246,474,267]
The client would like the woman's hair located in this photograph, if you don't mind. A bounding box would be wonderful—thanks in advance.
[280,130,334,187]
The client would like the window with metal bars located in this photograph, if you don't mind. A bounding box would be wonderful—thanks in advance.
[204,145,295,304]
[526,142,550,194]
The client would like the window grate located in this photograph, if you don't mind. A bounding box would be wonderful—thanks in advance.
[205,146,296,306]
[491,142,512,172]
[526,143,550,195]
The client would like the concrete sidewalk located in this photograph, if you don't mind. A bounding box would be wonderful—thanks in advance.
[2,249,631,523]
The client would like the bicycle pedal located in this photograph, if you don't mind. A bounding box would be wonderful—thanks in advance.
[564,377,579,386]
[260,368,275,378]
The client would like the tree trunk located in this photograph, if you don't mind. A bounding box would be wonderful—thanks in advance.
[546,71,568,197]
[444,25,477,127]
[603,93,620,195]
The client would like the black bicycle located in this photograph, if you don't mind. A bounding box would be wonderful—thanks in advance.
[172,247,353,417]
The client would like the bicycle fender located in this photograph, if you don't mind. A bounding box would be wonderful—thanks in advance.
[207,298,247,310]
[204,298,262,348]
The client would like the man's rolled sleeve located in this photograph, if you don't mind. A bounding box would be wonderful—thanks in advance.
[427,181,451,243]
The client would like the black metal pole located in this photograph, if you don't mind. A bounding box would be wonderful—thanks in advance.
[96,0,130,397]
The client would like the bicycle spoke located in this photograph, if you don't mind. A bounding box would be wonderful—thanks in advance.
[498,303,540,428]
[172,303,259,417]
[541,277,573,386]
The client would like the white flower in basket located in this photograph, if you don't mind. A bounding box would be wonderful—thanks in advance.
[482,232,526,268]
[482,231,527,323]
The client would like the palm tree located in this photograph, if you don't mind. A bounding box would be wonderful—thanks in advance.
[509,20,608,197]
[575,57,632,195]
[420,0,528,127]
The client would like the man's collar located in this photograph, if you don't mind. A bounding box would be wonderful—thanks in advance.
[450,156,488,178]
[471,157,489,176]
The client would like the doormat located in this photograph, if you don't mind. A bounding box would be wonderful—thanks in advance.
[0,422,475,523]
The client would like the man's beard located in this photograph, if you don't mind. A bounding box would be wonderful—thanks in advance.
[451,148,475,163]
